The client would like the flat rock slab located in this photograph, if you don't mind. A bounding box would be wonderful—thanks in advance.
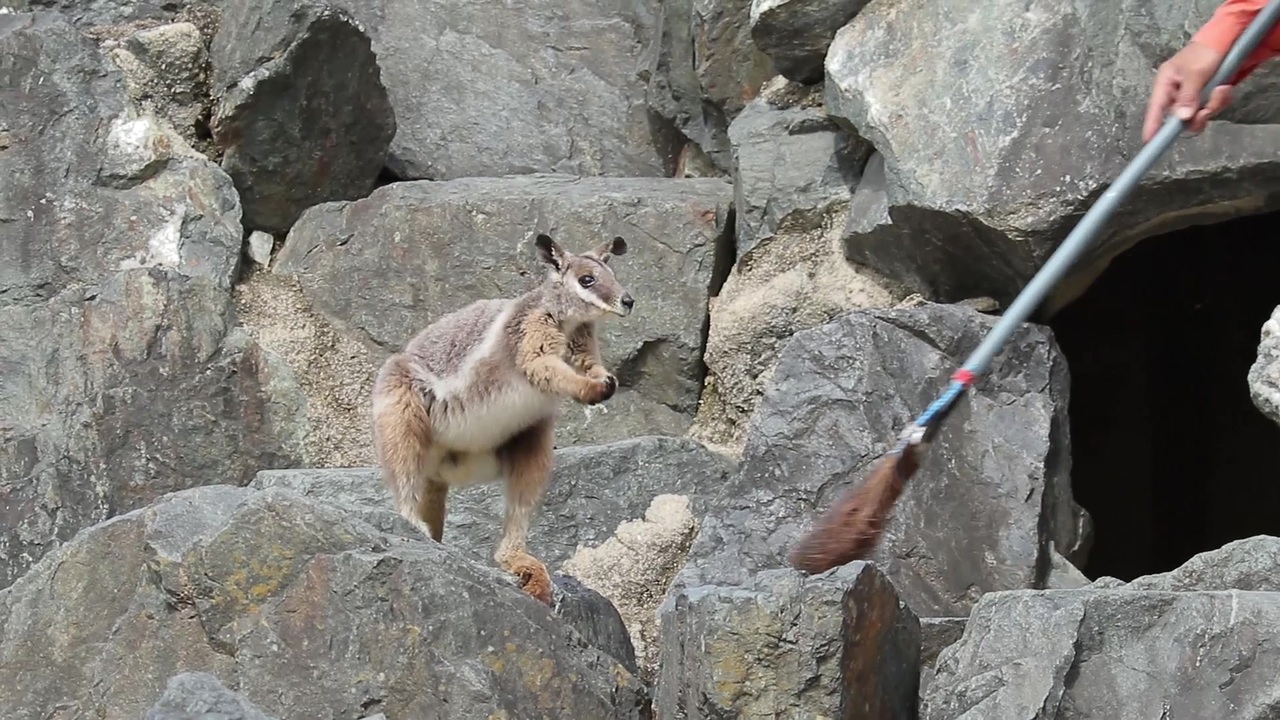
[0,11,306,590]
[825,0,1280,307]
[210,1,396,233]
[273,175,734,445]
[656,561,920,719]
[675,302,1090,619]
[250,435,737,568]
[0,484,649,719]
[923,588,1280,720]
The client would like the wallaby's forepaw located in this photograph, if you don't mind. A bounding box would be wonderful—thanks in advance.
[508,555,553,606]
[579,374,617,405]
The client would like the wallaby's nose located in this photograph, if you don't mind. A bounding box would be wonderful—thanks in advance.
[621,293,635,310]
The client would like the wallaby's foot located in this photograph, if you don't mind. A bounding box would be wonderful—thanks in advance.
[505,553,553,606]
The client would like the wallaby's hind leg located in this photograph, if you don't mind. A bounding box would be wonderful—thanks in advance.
[494,416,556,606]
[372,353,446,542]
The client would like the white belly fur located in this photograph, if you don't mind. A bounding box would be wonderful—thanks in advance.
[435,377,556,452]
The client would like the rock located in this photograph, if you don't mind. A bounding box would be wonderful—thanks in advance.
[0,11,306,590]
[749,0,869,84]
[923,588,1280,719]
[691,79,904,452]
[106,21,210,151]
[561,494,700,679]
[0,484,650,718]
[825,0,1280,308]
[655,561,920,719]
[551,573,641,676]
[728,80,870,256]
[642,0,776,171]
[246,231,274,267]
[677,302,1091,620]
[268,175,734,449]
[145,672,276,720]
[1249,305,1280,427]
[917,616,967,698]
[210,2,395,233]
[213,0,673,180]
[1111,535,1280,592]
[251,436,735,569]
[24,0,215,31]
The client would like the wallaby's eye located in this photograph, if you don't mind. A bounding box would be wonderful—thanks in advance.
[578,275,596,288]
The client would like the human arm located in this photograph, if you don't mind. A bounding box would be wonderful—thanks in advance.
[1141,0,1280,141]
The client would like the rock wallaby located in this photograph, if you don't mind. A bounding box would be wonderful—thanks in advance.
[370,232,635,605]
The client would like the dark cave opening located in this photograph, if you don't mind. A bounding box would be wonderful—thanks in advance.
[1048,209,1280,582]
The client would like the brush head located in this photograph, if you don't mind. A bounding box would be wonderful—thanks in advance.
[786,442,924,575]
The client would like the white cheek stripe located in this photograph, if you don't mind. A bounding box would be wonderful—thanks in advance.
[573,280,614,312]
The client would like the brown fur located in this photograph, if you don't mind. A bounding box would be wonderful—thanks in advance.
[370,233,634,605]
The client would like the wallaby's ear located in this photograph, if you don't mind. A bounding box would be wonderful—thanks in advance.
[587,236,628,264]
[535,233,567,271]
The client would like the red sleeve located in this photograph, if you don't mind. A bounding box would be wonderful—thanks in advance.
[1192,0,1280,84]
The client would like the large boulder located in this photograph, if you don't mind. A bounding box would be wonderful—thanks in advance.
[677,302,1092,619]
[1249,305,1280,427]
[923,588,1280,719]
[0,484,650,718]
[211,0,674,180]
[748,0,870,84]
[691,79,904,452]
[1095,534,1280,592]
[263,175,734,452]
[210,1,396,234]
[0,11,306,590]
[656,561,920,719]
[825,0,1280,309]
[641,0,776,171]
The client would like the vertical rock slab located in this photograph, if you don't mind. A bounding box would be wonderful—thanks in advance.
[825,0,1280,308]
[923,589,1280,720]
[677,302,1090,620]
[656,562,919,719]
[270,175,734,448]
[210,2,395,234]
[0,10,306,590]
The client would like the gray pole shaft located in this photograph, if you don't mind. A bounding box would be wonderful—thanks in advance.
[958,0,1280,379]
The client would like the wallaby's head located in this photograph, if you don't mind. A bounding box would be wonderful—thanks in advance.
[534,233,634,322]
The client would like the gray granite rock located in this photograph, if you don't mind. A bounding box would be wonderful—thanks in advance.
[1249,306,1280,427]
[749,0,870,84]
[144,672,276,720]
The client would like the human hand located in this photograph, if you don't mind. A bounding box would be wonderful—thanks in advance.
[1143,40,1233,142]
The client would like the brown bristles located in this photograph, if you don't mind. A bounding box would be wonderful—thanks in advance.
[787,443,924,574]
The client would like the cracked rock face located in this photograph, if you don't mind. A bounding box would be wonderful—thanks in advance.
[1249,305,1280,428]
[923,588,1280,720]
[825,0,1280,309]
[0,485,650,718]
[0,10,306,591]
[271,175,734,447]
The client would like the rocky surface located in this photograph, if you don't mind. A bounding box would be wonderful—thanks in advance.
[1250,305,1280,427]
[749,0,869,84]
[923,588,1280,720]
[0,484,650,719]
[268,175,734,451]
[145,672,276,720]
[210,1,395,234]
[642,0,776,173]
[251,435,735,568]
[213,0,677,180]
[0,10,305,590]
[678,302,1091,620]
[656,561,920,719]
[692,79,904,451]
[826,0,1280,309]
